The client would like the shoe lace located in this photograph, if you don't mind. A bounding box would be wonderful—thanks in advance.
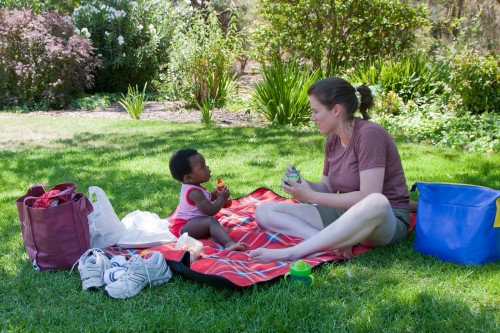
[120,257,152,287]
[69,248,107,275]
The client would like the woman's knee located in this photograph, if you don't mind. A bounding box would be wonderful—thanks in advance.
[361,193,391,219]
[255,204,272,227]
[358,194,395,246]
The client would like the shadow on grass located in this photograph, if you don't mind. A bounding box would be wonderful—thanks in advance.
[0,125,324,254]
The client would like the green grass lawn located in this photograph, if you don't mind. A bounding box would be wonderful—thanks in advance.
[1,113,499,333]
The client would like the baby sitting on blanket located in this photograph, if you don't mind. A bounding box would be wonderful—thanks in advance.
[168,148,248,251]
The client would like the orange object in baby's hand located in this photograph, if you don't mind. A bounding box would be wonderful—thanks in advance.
[217,177,233,208]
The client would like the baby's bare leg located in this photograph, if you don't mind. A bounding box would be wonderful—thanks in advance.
[181,216,247,251]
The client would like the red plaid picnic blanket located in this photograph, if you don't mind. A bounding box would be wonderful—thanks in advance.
[106,188,416,288]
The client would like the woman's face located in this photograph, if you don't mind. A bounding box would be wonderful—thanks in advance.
[309,94,336,135]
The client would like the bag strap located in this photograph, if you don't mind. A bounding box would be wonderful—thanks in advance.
[49,183,77,200]
[26,183,77,204]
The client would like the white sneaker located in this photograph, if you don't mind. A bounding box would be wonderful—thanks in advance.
[110,255,127,267]
[76,248,111,290]
[104,251,172,299]
[103,255,128,285]
[103,266,127,285]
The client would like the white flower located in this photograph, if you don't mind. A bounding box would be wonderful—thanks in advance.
[105,31,110,36]
[81,27,91,38]
[122,53,126,58]
[137,24,143,30]
[74,28,80,35]
[148,24,155,31]
[118,35,124,45]
[131,2,138,10]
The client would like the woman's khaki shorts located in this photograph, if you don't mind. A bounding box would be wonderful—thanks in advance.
[313,204,410,245]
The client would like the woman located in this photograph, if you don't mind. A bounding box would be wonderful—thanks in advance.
[249,77,409,263]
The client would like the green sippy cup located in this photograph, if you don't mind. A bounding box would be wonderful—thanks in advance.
[284,260,314,286]
[284,167,301,186]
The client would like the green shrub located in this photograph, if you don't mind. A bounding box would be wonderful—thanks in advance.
[372,98,499,153]
[72,0,175,93]
[251,58,321,126]
[0,9,101,109]
[69,93,120,111]
[160,4,242,114]
[0,0,78,14]
[252,0,428,75]
[447,50,500,114]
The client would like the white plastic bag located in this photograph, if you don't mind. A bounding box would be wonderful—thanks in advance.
[117,210,177,248]
[88,186,126,249]
[175,233,203,263]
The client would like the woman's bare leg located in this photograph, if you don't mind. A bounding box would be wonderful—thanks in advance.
[255,202,324,239]
[249,193,397,263]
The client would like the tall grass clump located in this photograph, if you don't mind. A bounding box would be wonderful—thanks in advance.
[159,4,242,121]
[119,83,147,120]
[345,53,448,105]
[251,58,321,126]
[0,9,101,109]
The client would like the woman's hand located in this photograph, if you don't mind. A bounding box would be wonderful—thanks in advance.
[281,172,313,202]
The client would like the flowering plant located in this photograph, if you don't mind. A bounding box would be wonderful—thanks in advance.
[72,0,175,92]
[0,9,101,108]
[163,4,243,110]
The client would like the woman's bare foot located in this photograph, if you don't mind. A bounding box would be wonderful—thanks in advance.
[225,242,249,251]
[248,248,294,263]
[333,246,353,259]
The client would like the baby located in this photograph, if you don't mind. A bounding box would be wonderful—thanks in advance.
[169,148,247,251]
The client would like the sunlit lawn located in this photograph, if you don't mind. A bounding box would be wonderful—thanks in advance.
[1,113,499,332]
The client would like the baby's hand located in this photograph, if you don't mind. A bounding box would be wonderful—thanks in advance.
[216,186,230,200]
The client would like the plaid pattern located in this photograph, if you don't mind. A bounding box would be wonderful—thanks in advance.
[106,188,416,288]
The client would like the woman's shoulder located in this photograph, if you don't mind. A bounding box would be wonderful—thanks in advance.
[353,119,394,148]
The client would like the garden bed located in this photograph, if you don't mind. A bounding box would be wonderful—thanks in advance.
[28,100,267,127]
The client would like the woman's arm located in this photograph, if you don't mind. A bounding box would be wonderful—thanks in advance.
[306,175,331,193]
[285,167,386,210]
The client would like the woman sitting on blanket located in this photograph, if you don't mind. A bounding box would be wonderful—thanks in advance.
[169,148,247,251]
[249,77,409,263]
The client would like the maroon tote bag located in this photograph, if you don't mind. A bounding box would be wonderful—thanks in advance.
[16,183,92,271]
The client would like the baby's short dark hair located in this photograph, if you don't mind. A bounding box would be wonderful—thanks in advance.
[169,148,199,182]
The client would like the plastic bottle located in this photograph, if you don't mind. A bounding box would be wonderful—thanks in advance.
[284,260,314,285]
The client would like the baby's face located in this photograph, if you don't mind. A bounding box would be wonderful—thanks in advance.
[188,154,211,183]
